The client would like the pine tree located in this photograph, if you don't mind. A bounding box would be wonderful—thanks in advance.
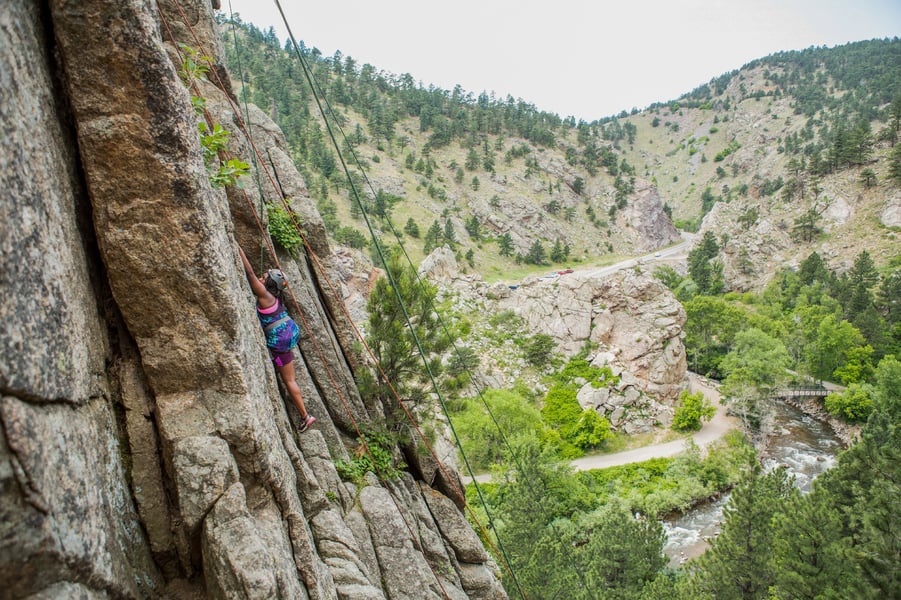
[359,248,450,414]
[771,491,847,598]
[526,240,547,265]
[443,218,457,246]
[403,217,420,238]
[688,231,723,294]
[498,232,514,257]
[687,468,794,599]
[550,239,565,263]
[423,220,442,253]
[888,144,901,184]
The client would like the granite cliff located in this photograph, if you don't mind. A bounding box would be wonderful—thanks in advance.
[0,1,505,598]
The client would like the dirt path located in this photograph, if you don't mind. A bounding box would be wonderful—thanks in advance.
[466,374,737,484]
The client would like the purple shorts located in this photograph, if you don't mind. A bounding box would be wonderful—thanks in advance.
[269,348,294,367]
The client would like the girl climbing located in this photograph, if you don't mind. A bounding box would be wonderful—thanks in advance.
[238,245,316,432]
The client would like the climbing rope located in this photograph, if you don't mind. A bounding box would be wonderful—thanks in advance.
[163,2,531,596]
[266,4,528,596]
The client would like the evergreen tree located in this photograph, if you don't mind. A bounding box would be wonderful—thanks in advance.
[443,218,457,246]
[860,168,877,188]
[849,250,879,290]
[465,147,480,170]
[889,95,901,147]
[550,239,565,263]
[888,144,901,184]
[403,217,420,238]
[771,490,847,599]
[798,251,830,286]
[877,269,901,325]
[490,436,665,600]
[686,468,794,599]
[464,248,475,267]
[359,248,451,415]
[498,232,514,257]
[526,240,547,265]
[423,220,442,253]
[806,356,901,598]
[464,215,481,240]
[792,207,823,242]
[688,231,723,295]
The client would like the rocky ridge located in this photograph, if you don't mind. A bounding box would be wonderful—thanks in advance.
[0,1,505,598]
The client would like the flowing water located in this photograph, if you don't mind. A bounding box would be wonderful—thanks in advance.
[662,401,843,566]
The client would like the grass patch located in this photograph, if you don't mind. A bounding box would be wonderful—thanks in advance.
[577,430,756,518]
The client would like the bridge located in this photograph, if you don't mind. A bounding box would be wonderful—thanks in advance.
[772,384,832,399]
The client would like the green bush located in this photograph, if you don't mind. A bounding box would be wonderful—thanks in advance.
[672,390,717,432]
[555,358,619,388]
[335,432,402,483]
[541,385,611,451]
[333,226,368,249]
[266,202,304,256]
[453,389,543,470]
[524,333,556,367]
[824,384,874,422]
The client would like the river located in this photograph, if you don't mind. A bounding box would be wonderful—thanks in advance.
[661,400,843,566]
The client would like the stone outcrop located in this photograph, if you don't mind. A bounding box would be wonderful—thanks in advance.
[0,1,505,598]
[881,193,901,229]
[620,180,681,253]
[494,269,688,429]
[420,249,689,431]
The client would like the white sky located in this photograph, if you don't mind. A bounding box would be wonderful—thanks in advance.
[220,0,901,121]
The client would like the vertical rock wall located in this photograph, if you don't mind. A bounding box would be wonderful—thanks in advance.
[0,1,506,598]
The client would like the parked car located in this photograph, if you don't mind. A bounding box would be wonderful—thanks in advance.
[557,268,574,275]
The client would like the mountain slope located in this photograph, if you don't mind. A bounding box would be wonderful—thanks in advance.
[222,23,900,287]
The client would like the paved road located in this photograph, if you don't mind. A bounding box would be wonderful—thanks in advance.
[582,232,694,279]
[530,232,694,284]
[466,374,736,484]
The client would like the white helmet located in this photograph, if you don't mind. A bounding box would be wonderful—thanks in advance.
[266,269,288,293]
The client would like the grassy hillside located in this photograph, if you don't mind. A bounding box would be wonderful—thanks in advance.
[221,20,901,287]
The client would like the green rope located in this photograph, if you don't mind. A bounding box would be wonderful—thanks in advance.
[270,3,528,598]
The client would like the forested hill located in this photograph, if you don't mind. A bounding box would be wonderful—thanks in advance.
[221,15,901,286]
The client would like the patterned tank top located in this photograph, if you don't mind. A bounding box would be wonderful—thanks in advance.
[256,298,300,353]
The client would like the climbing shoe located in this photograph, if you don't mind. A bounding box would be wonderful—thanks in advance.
[299,414,316,433]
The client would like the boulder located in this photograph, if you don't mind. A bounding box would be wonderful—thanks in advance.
[881,194,901,228]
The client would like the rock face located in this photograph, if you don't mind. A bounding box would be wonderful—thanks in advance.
[620,181,681,253]
[420,248,689,431]
[494,269,688,429]
[881,193,901,229]
[0,2,505,598]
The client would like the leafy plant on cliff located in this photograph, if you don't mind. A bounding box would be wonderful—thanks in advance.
[335,430,402,483]
[265,200,304,255]
[178,44,250,189]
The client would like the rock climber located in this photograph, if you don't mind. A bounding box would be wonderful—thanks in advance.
[238,245,316,432]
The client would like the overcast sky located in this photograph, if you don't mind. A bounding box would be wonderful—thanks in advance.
[221,0,901,121]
